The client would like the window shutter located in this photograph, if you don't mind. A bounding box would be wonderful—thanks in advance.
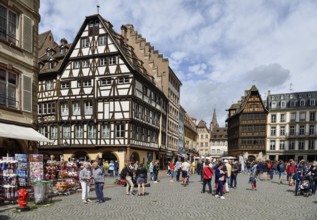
[22,75,32,112]
[22,15,32,52]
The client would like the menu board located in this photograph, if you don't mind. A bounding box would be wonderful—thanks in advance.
[15,154,28,186]
[29,154,44,182]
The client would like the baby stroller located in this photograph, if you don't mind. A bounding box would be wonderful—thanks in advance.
[299,174,312,197]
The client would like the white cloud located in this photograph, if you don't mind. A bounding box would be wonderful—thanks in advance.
[39,0,317,126]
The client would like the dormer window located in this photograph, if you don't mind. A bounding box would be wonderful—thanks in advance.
[300,99,305,107]
[310,99,315,106]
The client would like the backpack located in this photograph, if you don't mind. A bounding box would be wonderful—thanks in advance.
[278,163,285,172]
[119,167,128,179]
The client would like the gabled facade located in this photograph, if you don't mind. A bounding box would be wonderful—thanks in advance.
[226,85,268,158]
[0,0,51,156]
[196,120,210,156]
[210,109,228,157]
[121,25,182,162]
[266,91,317,162]
[38,14,168,171]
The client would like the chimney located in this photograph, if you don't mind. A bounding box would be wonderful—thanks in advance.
[268,90,271,96]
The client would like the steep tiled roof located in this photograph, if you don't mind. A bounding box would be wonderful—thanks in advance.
[197,120,207,128]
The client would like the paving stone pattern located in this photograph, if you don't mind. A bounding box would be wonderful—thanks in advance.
[0,173,316,220]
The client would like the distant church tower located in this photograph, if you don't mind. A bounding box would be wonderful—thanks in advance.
[210,108,219,132]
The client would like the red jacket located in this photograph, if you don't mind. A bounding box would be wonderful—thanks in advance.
[287,163,296,174]
[203,166,213,180]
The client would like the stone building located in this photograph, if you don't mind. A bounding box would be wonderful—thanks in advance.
[121,25,182,162]
[196,120,210,156]
[210,109,228,157]
[266,91,317,162]
[226,85,268,159]
[0,0,50,156]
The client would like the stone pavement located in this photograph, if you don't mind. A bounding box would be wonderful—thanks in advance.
[0,172,316,220]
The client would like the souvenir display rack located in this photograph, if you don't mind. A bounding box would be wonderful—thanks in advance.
[53,162,80,196]
[0,157,19,204]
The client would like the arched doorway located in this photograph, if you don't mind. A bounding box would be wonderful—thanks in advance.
[248,155,256,162]
[73,151,89,161]
[102,151,118,163]
[130,151,140,163]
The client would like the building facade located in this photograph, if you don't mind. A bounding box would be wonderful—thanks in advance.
[0,0,50,156]
[37,14,168,171]
[184,112,198,160]
[226,85,268,159]
[178,106,185,156]
[210,109,228,157]
[121,25,182,162]
[266,91,317,162]
[196,120,210,156]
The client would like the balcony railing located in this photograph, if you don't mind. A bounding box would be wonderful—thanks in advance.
[286,132,317,138]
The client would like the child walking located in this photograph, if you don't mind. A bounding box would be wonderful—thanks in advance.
[249,173,257,190]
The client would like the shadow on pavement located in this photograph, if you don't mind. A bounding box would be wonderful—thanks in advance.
[105,197,112,201]
[0,215,10,220]
[245,188,255,191]
[286,189,295,193]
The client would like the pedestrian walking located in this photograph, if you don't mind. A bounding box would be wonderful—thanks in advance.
[92,162,105,203]
[249,173,257,190]
[230,161,239,188]
[153,160,160,183]
[136,163,147,196]
[191,161,196,174]
[114,160,119,176]
[215,162,226,199]
[79,162,92,204]
[175,158,182,182]
[308,161,317,195]
[286,159,296,186]
[149,161,154,181]
[109,160,115,177]
[224,160,231,192]
[181,159,190,186]
[103,161,109,175]
[169,161,175,182]
[120,162,135,196]
[201,160,213,193]
[277,160,285,184]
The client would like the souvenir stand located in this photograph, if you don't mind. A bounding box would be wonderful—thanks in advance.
[0,157,18,204]
[53,161,80,196]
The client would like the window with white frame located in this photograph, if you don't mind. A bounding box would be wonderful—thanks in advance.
[39,102,56,115]
[98,34,107,46]
[101,124,110,138]
[271,101,277,109]
[0,5,18,45]
[270,140,275,150]
[46,80,53,90]
[300,99,305,107]
[50,126,58,139]
[205,134,208,139]
[310,112,316,121]
[212,149,215,154]
[299,112,306,121]
[83,80,91,87]
[271,114,276,123]
[73,61,80,69]
[81,38,89,48]
[75,125,83,138]
[88,125,96,138]
[115,124,125,138]
[72,102,80,115]
[39,127,47,137]
[299,125,305,135]
[298,140,305,150]
[217,149,220,154]
[61,82,70,89]
[290,126,295,135]
[82,60,89,68]
[280,114,286,122]
[100,78,111,86]
[84,101,93,115]
[63,126,71,138]
[99,58,106,66]
[310,99,315,106]
[205,142,208,147]
[270,127,276,136]
[0,69,17,108]
[281,101,286,108]
[308,140,315,150]
[109,56,116,65]
[280,126,285,136]
[309,125,315,135]
[290,112,296,121]
[280,140,285,150]
[61,103,69,116]
[118,77,124,84]
[289,141,295,150]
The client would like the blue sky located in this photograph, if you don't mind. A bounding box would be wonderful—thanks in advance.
[39,0,317,126]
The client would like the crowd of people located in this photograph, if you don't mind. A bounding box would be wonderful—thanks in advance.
[76,157,317,204]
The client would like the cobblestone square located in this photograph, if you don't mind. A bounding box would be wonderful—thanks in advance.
[0,172,316,220]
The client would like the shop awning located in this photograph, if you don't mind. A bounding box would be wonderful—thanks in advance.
[0,123,53,143]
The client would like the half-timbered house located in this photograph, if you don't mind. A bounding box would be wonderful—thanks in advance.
[226,85,268,159]
[38,14,168,171]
